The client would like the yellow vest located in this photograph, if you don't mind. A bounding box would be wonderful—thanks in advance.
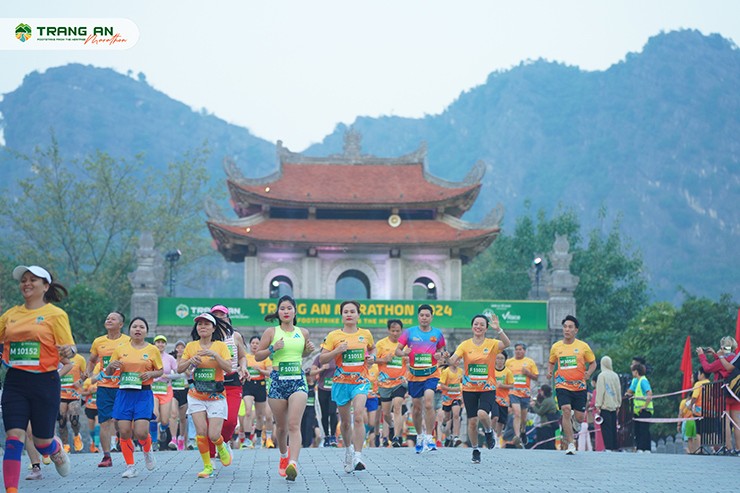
[633,376,654,414]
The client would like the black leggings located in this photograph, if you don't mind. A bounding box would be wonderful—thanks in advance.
[318,388,338,436]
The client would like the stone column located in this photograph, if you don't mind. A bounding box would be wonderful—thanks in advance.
[386,255,403,299]
[445,257,462,300]
[302,255,321,298]
[244,255,261,298]
[546,235,579,345]
[128,232,163,330]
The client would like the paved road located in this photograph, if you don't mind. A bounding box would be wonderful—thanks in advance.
[8,446,736,493]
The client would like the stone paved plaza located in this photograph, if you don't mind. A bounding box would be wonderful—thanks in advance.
[6,446,736,493]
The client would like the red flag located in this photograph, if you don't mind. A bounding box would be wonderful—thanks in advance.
[680,335,692,396]
[735,308,740,347]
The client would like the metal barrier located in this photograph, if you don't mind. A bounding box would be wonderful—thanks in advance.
[697,380,726,454]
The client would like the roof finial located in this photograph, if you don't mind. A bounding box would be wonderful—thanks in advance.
[343,127,362,158]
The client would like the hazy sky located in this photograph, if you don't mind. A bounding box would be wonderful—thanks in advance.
[2,1,739,150]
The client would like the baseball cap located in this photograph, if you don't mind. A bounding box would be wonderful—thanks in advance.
[211,304,229,316]
[12,265,52,284]
[175,339,187,347]
[194,312,217,325]
[153,335,167,343]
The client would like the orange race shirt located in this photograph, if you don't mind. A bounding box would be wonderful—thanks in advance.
[439,366,463,404]
[183,340,231,401]
[549,339,595,391]
[321,328,375,385]
[91,333,131,388]
[83,375,98,410]
[60,353,87,400]
[506,357,540,398]
[0,303,75,373]
[375,336,407,388]
[495,366,515,407]
[367,363,380,398]
[110,342,163,389]
[246,353,271,381]
[454,338,504,392]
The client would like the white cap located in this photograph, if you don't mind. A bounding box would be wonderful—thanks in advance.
[194,312,217,325]
[12,265,52,284]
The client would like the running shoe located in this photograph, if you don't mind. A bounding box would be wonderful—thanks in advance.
[329,436,338,447]
[424,435,437,452]
[49,438,71,477]
[353,456,366,471]
[187,440,195,451]
[265,438,275,449]
[381,437,390,448]
[217,443,232,467]
[512,435,523,449]
[285,461,298,481]
[254,437,262,449]
[42,455,51,465]
[89,443,99,453]
[485,431,495,450]
[168,439,178,451]
[64,444,71,453]
[415,436,424,454]
[323,436,330,448]
[471,448,481,464]
[566,442,576,455]
[177,437,185,451]
[73,434,83,452]
[453,436,463,448]
[121,465,138,478]
[98,455,112,467]
[25,467,43,480]
[197,465,214,478]
[392,436,402,448]
[444,437,452,448]
[278,456,289,477]
[143,450,156,471]
[241,438,254,449]
[343,445,355,473]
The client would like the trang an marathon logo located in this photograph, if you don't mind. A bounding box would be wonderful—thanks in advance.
[2,18,139,50]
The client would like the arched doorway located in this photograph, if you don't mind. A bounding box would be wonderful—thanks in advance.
[335,269,371,300]
[412,276,437,300]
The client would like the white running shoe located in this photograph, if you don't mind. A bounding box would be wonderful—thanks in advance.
[566,442,577,455]
[143,450,156,471]
[49,438,71,477]
[343,444,355,473]
[122,465,138,478]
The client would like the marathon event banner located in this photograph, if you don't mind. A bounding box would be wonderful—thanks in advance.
[158,298,547,330]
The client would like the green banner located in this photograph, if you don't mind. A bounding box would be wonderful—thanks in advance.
[158,298,547,330]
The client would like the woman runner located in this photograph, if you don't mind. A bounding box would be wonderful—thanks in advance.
[255,295,315,481]
[178,312,233,478]
[106,317,163,478]
[1,265,75,493]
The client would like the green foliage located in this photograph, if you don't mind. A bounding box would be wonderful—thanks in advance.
[57,284,115,343]
[0,137,214,328]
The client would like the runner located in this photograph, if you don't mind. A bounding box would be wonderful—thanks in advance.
[106,317,163,478]
[210,305,248,452]
[152,335,178,450]
[505,342,539,447]
[1,265,75,493]
[319,300,375,473]
[365,362,381,447]
[243,335,272,449]
[394,304,447,454]
[310,347,338,447]
[178,312,233,478]
[494,351,514,448]
[256,295,315,481]
[438,357,463,447]
[301,369,321,448]
[547,315,596,455]
[78,363,101,453]
[88,311,130,467]
[168,340,190,451]
[375,319,408,448]
[58,352,86,453]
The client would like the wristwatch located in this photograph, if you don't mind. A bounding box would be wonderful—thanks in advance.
[268,344,275,355]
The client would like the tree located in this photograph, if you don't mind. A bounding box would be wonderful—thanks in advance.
[0,137,214,328]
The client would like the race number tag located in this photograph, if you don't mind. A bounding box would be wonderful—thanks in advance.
[278,361,302,380]
[120,372,142,390]
[413,353,432,368]
[468,364,489,380]
[9,341,40,366]
[152,381,168,395]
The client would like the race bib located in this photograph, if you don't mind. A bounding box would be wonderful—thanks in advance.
[387,356,403,369]
[307,395,316,406]
[9,341,40,366]
[413,353,432,368]
[323,377,333,389]
[171,378,187,390]
[448,383,461,395]
[559,355,578,370]
[120,372,142,390]
[513,374,528,386]
[342,349,365,369]
[278,361,302,380]
[152,381,168,395]
[102,355,112,368]
[60,374,75,388]
[468,364,489,380]
[194,368,216,382]
[247,367,261,378]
